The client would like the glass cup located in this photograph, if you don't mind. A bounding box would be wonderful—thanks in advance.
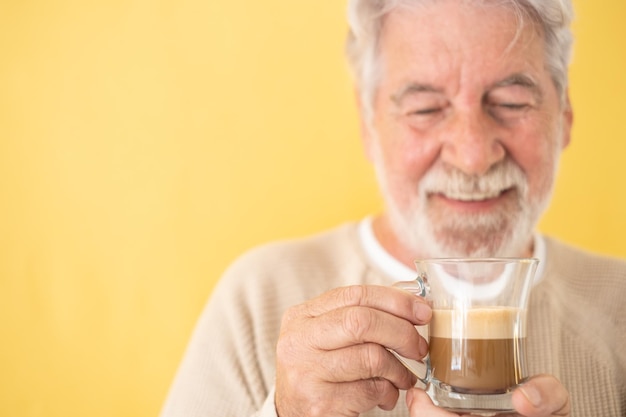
[391,258,538,416]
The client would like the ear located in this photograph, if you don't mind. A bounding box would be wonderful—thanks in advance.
[354,88,376,162]
[560,90,573,150]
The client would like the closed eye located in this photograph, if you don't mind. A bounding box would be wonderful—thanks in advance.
[488,102,532,122]
[497,103,529,109]
[410,107,442,115]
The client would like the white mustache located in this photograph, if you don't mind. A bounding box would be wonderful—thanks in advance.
[420,160,528,202]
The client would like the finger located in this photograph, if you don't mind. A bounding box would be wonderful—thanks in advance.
[310,304,428,358]
[512,375,570,417]
[295,285,432,325]
[340,377,401,412]
[406,388,461,417]
[373,378,402,411]
[276,375,401,417]
[318,342,418,389]
[297,378,402,415]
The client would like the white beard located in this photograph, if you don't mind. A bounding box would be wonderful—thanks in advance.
[374,156,558,259]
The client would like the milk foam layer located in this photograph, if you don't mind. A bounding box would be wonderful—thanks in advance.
[430,307,526,339]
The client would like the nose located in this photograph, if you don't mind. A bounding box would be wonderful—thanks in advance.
[439,110,505,176]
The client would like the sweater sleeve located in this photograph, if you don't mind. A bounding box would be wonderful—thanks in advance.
[159,251,283,417]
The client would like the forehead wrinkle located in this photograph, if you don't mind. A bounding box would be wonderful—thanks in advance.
[379,7,462,98]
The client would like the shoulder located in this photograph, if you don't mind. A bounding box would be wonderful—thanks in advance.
[226,222,365,278]
[212,221,370,310]
[540,236,626,325]
[543,236,626,285]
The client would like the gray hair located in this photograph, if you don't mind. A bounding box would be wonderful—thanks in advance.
[346,0,574,119]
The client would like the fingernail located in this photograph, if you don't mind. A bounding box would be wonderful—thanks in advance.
[519,385,541,407]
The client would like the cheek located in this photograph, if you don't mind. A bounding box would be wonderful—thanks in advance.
[374,113,440,176]
[376,130,439,188]
[372,136,442,213]
[369,102,445,209]
[510,120,562,198]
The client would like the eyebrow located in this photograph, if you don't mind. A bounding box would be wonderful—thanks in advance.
[390,73,544,105]
[390,83,443,105]
[490,73,543,102]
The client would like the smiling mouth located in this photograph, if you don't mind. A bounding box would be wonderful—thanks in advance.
[433,187,516,203]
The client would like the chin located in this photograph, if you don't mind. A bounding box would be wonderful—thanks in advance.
[390,207,539,259]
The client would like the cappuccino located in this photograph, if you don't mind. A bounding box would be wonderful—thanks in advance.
[429,307,527,394]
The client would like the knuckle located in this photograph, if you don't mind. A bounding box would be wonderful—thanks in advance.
[275,333,296,364]
[280,304,300,327]
[362,343,386,376]
[342,285,369,306]
[342,306,375,342]
[276,317,307,363]
[367,377,394,398]
[307,401,329,417]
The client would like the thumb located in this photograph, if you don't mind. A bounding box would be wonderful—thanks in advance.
[512,375,570,416]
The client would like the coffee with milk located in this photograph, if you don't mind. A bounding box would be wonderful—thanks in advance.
[429,307,526,394]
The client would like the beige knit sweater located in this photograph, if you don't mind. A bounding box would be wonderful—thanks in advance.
[160,223,626,417]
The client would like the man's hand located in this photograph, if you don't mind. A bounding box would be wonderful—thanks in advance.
[405,375,570,417]
[275,285,432,417]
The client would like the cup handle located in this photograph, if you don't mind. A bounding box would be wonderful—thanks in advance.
[388,275,431,384]
[393,274,428,297]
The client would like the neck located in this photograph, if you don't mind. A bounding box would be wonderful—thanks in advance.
[371,214,419,268]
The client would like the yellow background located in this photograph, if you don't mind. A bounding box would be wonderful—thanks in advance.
[0,1,624,416]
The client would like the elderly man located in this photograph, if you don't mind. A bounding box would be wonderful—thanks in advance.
[160,1,626,416]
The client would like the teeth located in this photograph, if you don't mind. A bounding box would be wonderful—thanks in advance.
[443,189,502,201]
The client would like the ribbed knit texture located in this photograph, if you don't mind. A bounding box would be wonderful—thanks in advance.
[160,222,626,417]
